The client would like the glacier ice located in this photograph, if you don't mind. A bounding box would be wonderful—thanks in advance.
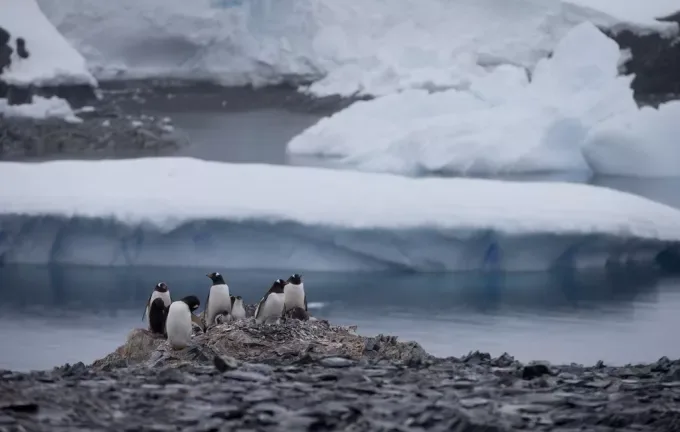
[1,157,679,272]
[35,0,678,97]
[0,0,96,87]
[286,23,680,178]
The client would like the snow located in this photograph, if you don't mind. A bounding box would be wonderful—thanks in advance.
[1,157,679,272]
[0,0,96,87]
[286,23,680,178]
[0,95,82,123]
[36,0,678,98]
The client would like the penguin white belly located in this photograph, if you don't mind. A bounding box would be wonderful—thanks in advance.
[232,302,246,320]
[284,283,305,311]
[145,291,171,321]
[166,302,192,349]
[256,293,285,324]
[206,284,231,325]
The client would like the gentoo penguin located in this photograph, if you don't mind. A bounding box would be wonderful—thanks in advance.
[143,282,171,325]
[148,298,168,335]
[166,295,201,349]
[284,273,307,312]
[204,272,231,327]
[230,295,246,320]
[254,279,287,324]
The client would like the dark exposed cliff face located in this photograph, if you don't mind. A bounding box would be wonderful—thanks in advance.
[605,12,680,105]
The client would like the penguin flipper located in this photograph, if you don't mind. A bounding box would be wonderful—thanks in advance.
[254,292,269,320]
[204,291,211,325]
[142,292,153,321]
[304,294,308,311]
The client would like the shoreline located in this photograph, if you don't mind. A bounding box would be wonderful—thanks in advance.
[2,314,680,430]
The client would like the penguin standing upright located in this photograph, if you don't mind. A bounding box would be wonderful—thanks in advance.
[166,295,201,349]
[204,272,231,327]
[230,295,246,320]
[283,273,307,312]
[254,279,287,324]
[143,282,171,326]
[148,298,169,335]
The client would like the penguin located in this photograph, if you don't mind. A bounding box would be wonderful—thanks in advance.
[166,295,201,349]
[148,297,168,335]
[204,272,231,327]
[284,273,307,312]
[230,295,246,320]
[15,38,29,59]
[254,279,287,324]
[143,282,171,326]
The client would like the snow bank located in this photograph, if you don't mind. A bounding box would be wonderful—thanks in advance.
[36,0,678,97]
[286,23,680,178]
[0,95,82,122]
[0,0,96,87]
[1,157,679,272]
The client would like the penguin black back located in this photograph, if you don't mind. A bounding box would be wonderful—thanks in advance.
[180,295,201,312]
[148,298,168,335]
[207,272,226,285]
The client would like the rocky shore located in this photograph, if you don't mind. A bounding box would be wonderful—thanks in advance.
[2,309,680,431]
[0,89,187,161]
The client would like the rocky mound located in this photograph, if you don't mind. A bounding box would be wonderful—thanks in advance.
[92,314,431,372]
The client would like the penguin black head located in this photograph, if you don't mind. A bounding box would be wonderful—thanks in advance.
[180,295,201,312]
[15,38,29,59]
[206,272,226,285]
[287,273,303,285]
[155,282,169,293]
[270,279,287,294]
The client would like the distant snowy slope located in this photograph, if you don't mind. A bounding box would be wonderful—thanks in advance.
[1,158,679,271]
[565,0,680,32]
[287,23,680,178]
[36,0,678,97]
[0,0,96,87]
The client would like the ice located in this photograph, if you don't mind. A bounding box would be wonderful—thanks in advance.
[286,23,680,178]
[0,95,82,123]
[0,0,96,87]
[1,157,679,272]
[36,0,678,98]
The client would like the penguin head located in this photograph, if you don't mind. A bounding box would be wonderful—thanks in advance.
[206,272,226,285]
[270,279,287,293]
[155,282,169,292]
[287,273,303,285]
[180,295,201,312]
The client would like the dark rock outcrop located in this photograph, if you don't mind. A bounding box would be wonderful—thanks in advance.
[604,12,680,104]
[0,97,186,160]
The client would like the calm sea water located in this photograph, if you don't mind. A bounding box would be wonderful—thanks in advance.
[1,264,679,372]
[2,87,679,372]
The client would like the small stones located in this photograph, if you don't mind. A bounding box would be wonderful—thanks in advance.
[522,364,553,380]
[223,370,269,383]
[319,357,354,368]
[213,355,239,373]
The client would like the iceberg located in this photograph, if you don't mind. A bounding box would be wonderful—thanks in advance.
[286,23,680,178]
[0,0,96,87]
[36,0,678,97]
[1,157,679,272]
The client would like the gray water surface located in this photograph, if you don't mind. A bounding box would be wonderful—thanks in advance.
[1,264,679,372]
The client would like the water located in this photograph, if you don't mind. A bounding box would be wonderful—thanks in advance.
[3,85,680,372]
[1,264,679,371]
